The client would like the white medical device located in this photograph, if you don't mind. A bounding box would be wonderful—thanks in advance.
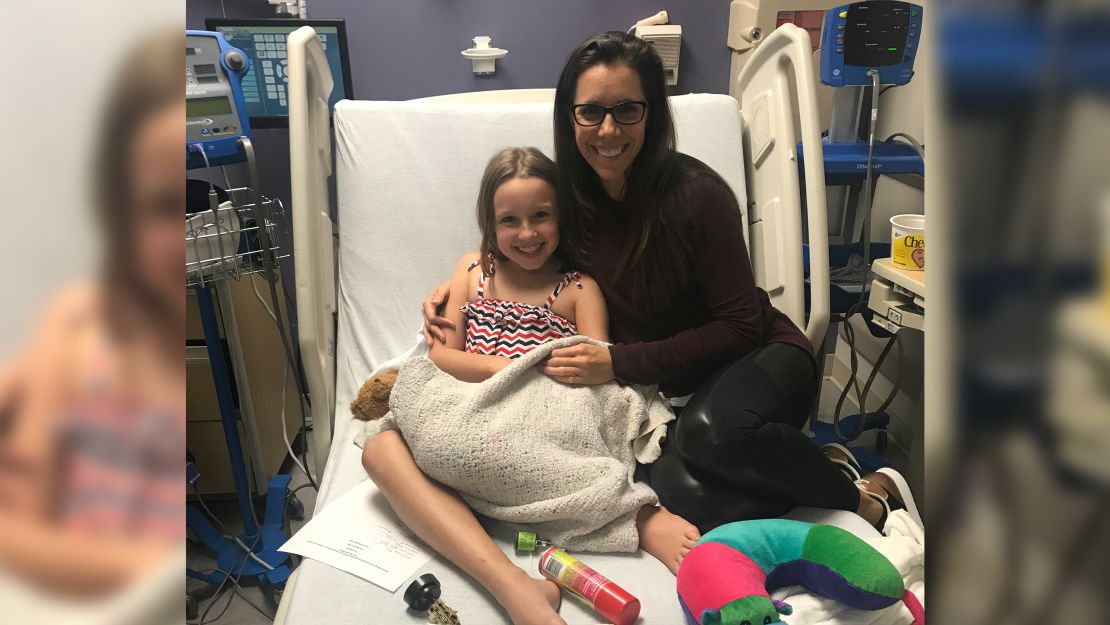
[635,24,683,86]
[461,36,508,75]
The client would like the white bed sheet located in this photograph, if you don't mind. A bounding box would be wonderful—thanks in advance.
[281,94,920,625]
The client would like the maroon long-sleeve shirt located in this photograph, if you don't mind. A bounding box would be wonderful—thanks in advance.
[587,167,813,397]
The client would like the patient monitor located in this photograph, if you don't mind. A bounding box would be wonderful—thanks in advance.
[186,30,252,169]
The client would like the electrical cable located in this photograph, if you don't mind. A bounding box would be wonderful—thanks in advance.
[281,361,316,485]
[236,199,317,484]
[262,200,317,477]
[203,140,317,497]
[191,143,265,535]
[825,71,884,315]
[222,572,278,621]
[189,483,275,571]
[282,481,317,570]
[859,69,881,282]
[285,481,316,505]
[860,331,903,416]
[831,317,904,441]
[186,568,221,592]
[884,132,924,160]
[832,315,866,441]
[283,481,316,555]
[190,482,233,537]
[188,147,228,290]
[233,536,274,571]
[238,139,300,400]
[250,273,278,322]
[189,534,261,625]
[193,580,235,625]
[220,165,232,191]
[192,146,218,209]
[238,138,318,487]
[192,143,210,172]
[822,70,895,443]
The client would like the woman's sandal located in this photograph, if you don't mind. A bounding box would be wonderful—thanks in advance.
[821,442,863,482]
[855,467,922,532]
[855,479,892,532]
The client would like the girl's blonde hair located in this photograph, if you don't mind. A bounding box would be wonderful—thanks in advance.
[476,147,564,276]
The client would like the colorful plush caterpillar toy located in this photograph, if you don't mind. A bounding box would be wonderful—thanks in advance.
[676,519,924,625]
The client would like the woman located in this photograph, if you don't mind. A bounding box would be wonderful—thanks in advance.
[374,32,915,625]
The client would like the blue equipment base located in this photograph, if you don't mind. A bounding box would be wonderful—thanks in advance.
[798,140,924,186]
[810,414,891,474]
[186,472,293,588]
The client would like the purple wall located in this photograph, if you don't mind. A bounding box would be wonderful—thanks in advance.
[189,0,734,98]
[309,0,733,98]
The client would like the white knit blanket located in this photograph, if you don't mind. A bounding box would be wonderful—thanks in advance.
[355,336,675,552]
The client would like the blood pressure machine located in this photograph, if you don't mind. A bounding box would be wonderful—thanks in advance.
[185,30,294,617]
[186,30,252,169]
[795,2,925,463]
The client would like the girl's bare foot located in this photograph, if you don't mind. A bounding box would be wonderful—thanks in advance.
[637,504,701,574]
[492,569,564,625]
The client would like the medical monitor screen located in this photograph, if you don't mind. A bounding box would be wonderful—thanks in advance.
[205,18,353,128]
[844,1,911,67]
[188,96,232,117]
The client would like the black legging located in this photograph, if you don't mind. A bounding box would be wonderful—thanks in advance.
[646,342,860,533]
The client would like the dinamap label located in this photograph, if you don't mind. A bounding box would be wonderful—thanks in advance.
[891,214,925,271]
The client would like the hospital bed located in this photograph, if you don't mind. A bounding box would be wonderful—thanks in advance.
[278,24,920,625]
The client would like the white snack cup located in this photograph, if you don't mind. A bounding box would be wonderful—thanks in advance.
[890,214,925,271]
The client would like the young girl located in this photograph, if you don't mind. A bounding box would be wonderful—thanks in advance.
[364,148,698,625]
[428,146,610,381]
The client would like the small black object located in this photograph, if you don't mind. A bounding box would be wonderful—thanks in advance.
[285,494,305,521]
[403,573,442,612]
[186,594,199,620]
[186,179,230,215]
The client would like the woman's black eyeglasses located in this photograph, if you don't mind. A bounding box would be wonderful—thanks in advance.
[571,101,647,127]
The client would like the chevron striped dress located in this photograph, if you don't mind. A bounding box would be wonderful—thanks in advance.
[462,261,582,358]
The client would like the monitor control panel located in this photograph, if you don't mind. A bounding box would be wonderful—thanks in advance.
[186,31,251,168]
[819,1,922,87]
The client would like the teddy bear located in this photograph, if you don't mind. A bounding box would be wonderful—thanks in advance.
[350,370,398,421]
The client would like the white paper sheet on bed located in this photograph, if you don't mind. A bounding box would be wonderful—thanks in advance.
[279,94,919,625]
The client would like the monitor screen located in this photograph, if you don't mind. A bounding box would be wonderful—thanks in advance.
[205,18,353,128]
[187,96,232,117]
[843,1,911,68]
